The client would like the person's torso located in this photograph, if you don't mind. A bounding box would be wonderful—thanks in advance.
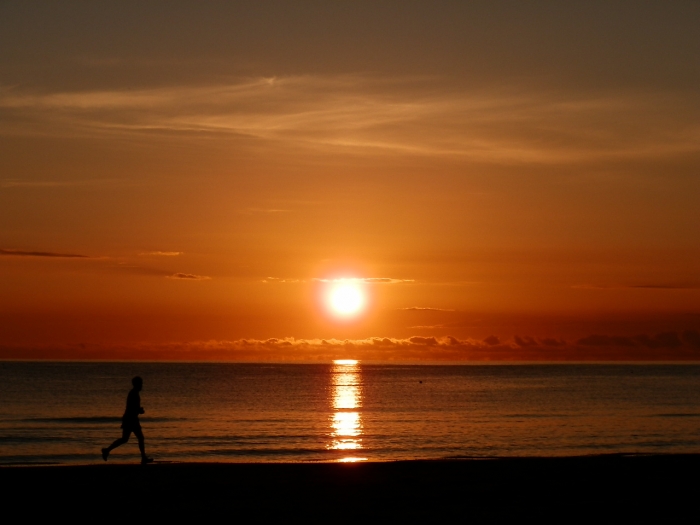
[122,389,141,419]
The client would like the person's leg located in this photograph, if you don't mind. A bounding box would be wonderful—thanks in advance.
[134,427,152,463]
[102,428,131,460]
[134,427,146,458]
[108,428,131,451]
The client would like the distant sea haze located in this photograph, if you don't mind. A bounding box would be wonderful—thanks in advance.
[1,362,699,465]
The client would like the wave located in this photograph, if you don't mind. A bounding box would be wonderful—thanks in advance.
[14,416,188,424]
[503,413,571,419]
[653,413,700,418]
[201,448,333,456]
[0,435,61,444]
[0,453,100,465]
[157,434,322,443]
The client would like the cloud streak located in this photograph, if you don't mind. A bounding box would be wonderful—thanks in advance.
[0,248,91,258]
[0,179,122,189]
[166,273,211,281]
[574,283,700,290]
[314,277,414,284]
[2,76,697,163]
[0,249,208,282]
[263,276,414,284]
[400,307,456,311]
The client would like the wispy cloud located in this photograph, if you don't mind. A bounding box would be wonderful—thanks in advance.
[2,76,697,163]
[0,179,120,189]
[573,282,700,290]
[166,273,211,281]
[263,276,414,284]
[0,248,91,258]
[0,247,214,284]
[139,251,182,257]
[629,284,700,290]
[239,208,289,214]
[101,263,212,281]
[400,307,456,311]
[314,277,414,284]
[409,321,497,330]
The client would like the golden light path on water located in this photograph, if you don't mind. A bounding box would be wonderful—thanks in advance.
[329,360,366,462]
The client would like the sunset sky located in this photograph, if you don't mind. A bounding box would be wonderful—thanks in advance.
[1,1,699,361]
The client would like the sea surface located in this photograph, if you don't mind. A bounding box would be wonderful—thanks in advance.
[1,361,699,465]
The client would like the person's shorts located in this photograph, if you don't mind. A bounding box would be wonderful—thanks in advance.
[121,418,141,433]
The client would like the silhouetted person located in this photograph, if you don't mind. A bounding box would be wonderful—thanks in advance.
[102,376,153,464]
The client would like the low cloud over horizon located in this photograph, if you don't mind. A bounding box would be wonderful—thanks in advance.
[3,331,698,363]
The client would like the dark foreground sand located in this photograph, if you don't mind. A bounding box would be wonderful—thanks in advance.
[2,455,698,523]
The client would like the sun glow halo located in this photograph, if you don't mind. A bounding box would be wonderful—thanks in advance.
[326,280,366,318]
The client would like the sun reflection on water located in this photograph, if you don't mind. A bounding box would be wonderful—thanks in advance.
[329,360,363,460]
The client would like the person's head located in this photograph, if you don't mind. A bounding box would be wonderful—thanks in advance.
[132,376,143,390]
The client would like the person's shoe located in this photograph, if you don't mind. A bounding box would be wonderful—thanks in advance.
[101,448,109,461]
[141,456,154,465]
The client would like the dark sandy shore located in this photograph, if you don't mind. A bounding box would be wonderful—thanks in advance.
[2,455,698,523]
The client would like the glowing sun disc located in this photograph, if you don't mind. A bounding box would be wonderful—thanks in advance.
[327,282,365,317]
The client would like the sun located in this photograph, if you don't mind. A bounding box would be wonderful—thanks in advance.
[326,280,366,318]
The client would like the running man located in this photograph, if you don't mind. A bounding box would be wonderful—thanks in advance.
[102,376,153,464]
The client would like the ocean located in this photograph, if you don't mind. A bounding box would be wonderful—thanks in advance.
[1,361,699,465]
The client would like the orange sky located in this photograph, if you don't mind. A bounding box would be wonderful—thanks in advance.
[1,2,699,361]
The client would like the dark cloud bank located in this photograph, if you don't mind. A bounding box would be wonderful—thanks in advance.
[3,331,699,362]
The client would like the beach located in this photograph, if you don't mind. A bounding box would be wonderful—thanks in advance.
[2,455,697,522]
